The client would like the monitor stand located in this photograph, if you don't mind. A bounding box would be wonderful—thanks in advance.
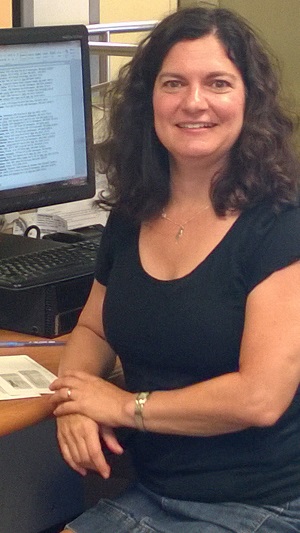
[0,233,67,260]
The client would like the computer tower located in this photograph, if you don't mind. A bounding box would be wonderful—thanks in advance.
[0,274,94,337]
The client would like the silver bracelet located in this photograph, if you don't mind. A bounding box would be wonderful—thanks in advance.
[134,391,151,431]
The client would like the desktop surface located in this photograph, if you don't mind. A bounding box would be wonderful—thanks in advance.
[0,328,85,533]
[0,328,63,437]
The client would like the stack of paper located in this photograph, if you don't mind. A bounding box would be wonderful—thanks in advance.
[0,355,56,400]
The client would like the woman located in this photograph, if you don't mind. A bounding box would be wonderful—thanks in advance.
[50,7,300,532]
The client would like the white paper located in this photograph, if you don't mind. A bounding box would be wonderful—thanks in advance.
[0,355,57,400]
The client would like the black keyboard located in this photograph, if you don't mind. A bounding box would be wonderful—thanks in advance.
[0,236,101,290]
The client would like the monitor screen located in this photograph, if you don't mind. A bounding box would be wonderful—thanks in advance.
[0,24,95,215]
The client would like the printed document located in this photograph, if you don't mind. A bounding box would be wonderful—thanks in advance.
[0,355,56,400]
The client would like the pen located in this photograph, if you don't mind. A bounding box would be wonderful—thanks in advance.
[0,340,66,347]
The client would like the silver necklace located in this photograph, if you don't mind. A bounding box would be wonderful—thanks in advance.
[161,204,209,242]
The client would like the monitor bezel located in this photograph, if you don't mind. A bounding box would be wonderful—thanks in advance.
[0,24,95,215]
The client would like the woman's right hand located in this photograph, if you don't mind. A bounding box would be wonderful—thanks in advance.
[56,413,124,478]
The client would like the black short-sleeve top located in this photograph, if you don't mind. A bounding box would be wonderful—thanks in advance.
[95,204,300,505]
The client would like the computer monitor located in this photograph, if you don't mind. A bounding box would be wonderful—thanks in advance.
[0,24,95,216]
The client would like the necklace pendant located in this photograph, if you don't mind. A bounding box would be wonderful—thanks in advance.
[176,226,184,241]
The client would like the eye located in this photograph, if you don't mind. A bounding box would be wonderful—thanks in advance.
[211,79,232,90]
[161,79,184,90]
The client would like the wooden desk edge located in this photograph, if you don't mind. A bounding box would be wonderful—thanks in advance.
[0,330,66,437]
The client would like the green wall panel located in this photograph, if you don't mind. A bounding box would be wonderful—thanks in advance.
[220,0,300,144]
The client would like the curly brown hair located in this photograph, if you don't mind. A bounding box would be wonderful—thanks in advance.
[96,7,300,222]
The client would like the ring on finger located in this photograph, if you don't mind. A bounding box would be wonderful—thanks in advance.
[67,388,72,400]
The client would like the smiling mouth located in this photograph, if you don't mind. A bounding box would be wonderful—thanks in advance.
[177,122,216,129]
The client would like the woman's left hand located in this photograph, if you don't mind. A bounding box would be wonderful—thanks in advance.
[49,371,133,428]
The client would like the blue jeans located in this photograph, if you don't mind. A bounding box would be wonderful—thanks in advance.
[66,483,300,532]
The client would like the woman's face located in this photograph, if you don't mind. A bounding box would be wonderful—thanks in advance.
[152,34,246,170]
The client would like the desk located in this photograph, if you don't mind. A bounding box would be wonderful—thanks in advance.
[0,329,84,533]
[0,329,65,437]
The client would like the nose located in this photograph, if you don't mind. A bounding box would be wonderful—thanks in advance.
[183,84,208,111]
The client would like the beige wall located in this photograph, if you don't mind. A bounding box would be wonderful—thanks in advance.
[100,0,177,78]
[0,0,12,27]
[32,0,90,25]
[100,0,177,24]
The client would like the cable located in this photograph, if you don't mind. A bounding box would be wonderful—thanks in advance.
[24,224,41,239]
